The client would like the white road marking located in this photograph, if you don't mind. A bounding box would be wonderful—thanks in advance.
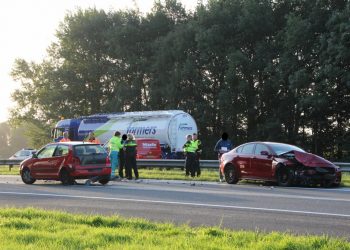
[1,191,350,218]
[1,178,350,202]
[107,185,350,202]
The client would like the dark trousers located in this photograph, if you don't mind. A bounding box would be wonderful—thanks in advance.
[125,154,138,180]
[119,151,126,178]
[194,153,201,177]
[185,152,196,177]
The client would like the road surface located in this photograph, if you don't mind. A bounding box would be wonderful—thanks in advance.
[0,175,349,239]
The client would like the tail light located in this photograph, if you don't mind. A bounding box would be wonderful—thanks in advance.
[106,156,111,166]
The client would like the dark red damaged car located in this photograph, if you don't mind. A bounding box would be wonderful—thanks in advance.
[219,142,342,187]
[20,142,111,185]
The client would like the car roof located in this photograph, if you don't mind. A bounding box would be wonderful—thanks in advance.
[53,141,97,146]
[239,141,294,146]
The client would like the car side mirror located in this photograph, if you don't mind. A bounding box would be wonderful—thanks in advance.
[260,151,270,156]
[32,152,37,158]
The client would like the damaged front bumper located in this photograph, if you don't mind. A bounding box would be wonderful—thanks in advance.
[293,166,342,186]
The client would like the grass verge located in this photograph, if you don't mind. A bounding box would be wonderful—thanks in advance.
[0,208,349,250]
[1,166,349,187]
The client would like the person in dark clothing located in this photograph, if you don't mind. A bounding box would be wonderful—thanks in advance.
[214,132,233,182]
[183,134,196,179]
[192,133,202,177]
[118,134,127,178]
[124,133,138,180]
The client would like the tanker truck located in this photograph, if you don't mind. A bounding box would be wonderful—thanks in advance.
[51,110,197,158]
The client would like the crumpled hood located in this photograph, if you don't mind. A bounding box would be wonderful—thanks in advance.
[293,150,334,167]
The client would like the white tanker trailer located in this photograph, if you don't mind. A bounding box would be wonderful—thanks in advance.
[52,110,197,154]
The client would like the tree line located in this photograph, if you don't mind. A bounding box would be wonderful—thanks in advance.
[10,0,350,160]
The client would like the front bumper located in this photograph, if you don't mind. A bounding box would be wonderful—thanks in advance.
[294,167,341,186]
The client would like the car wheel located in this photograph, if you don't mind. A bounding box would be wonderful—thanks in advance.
[277,166,293,187]
[60,169,74,185]
[98,178,110,185]
[21,168,36,184]
[224,165,239,184]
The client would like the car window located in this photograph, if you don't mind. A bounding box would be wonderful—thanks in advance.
[53,145,69,157]
[37,145,57,159]
[269,143,305,155]
[241,144,255,154]
[236,146,243,153]
[19,150,31,157]
[74,145,106,156]
[254,144,270,155]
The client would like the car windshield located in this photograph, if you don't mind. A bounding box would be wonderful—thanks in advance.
[74,145,106,155]
[269,143,305,155]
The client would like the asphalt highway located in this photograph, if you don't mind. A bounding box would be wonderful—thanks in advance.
[0,175,349,239]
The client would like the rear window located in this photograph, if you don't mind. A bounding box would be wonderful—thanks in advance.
[73,145,108,166]
[74,145,107,156]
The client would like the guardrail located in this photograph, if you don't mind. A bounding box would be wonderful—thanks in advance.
[0,159,349,172]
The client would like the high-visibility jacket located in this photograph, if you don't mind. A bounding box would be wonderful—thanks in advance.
[183,140,196,153]
[192,139,202,152]
[60,138,71,142]
[108,136,123,152]
[124,139,137,156]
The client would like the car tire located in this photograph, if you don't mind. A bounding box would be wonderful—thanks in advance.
[60,169,74,185]
[277,166,294,187]
[224,164,239,184]
[21,168,36,184]
[98,178,110,185]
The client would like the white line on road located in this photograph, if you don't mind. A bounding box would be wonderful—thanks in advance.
[107,184,350,202]
[1,191,350,218]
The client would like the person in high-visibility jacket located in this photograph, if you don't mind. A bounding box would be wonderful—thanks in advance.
[124,133,138,180]
[60,131,71,142]
[87,132,101,144]
[183,134,196,178]
[192,133,202,177]
[108,131,123,179]
[118,134,127,178]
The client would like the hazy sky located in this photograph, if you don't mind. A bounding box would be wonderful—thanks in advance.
[0,0,199,123]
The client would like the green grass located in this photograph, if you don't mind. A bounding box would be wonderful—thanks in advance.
[1,166,350,187]
[0,208,349,250]
[0,165,20,175]
[138,168,219,181]
[341,172,350,187]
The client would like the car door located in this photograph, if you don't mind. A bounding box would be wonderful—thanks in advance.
[31,145,57,178]
[251,143,273,179]
[236,143,256,177]
[50,144,70,177]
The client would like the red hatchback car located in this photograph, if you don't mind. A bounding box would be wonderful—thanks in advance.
[20,142,111,185]
[220,142,342,187]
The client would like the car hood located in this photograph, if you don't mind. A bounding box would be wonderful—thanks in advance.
[292,150,334,167]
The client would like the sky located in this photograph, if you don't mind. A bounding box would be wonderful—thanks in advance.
[0,0,200,123]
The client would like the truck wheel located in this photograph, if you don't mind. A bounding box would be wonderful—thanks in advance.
[224,165,239,184]
[21,168,36,184]
[277,167,293,187]
[60,169,74,185]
